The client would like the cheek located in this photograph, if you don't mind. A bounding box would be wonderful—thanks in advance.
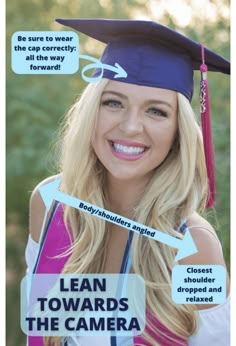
[152,122,177,149]
[93,111,120,145]
[165,127,177,149]
[91,116,111,155]
[91,129,102,156]
[92,115,105,144]
[94,111,113,135]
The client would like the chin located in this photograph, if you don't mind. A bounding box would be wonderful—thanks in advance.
[106,167,151,184]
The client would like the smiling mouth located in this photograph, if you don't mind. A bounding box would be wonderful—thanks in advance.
[111,141,148,155]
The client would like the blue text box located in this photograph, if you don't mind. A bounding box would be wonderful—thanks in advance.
[11,31,79,74]
[172,265,226,304]
[21,273,146,336]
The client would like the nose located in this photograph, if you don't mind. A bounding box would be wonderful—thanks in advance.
[119,108,143,135]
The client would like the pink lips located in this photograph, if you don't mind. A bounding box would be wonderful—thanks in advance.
[109,139,149,161]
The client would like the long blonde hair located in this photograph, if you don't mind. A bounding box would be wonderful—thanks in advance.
[44,79,208,345]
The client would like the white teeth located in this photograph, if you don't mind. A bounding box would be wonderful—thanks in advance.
[113,142,145,154]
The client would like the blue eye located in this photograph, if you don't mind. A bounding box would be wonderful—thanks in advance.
[102,99,123,108]
[146,107,167,117]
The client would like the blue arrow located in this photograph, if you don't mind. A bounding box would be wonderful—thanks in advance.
[81,61,104,83]
[39,178,198,261]
[79,54,127,82]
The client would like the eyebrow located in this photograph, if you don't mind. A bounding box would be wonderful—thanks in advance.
[102,90,174,109]
[102,91,128,100]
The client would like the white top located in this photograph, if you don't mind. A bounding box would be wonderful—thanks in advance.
[25,235,230,346]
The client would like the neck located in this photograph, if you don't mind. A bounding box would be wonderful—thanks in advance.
[105,175,149,216]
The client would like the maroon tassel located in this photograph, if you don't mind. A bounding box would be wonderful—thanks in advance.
[199,44,215,208]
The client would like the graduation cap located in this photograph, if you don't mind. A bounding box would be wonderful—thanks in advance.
[55,18,230,208]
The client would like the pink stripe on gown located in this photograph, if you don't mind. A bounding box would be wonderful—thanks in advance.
[27,203,188,346]
[28,204,70,346]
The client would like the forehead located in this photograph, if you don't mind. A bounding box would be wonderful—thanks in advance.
[103,80,177,106]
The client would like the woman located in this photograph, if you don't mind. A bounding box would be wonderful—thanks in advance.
[26,19,230,345]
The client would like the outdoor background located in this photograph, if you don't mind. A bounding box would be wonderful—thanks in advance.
[6,0,230,345]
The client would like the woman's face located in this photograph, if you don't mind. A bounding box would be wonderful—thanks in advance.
[92,80,178,184]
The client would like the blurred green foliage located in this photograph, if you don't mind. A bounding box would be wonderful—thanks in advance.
[6,1,230,345]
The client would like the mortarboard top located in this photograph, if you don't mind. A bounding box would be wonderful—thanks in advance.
[56,18,230,208]
[55,18,230,101]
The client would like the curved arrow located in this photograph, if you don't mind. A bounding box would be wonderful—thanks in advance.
[101,62,128,79]
[79,54,127,82]
[81,61,104,83]
[39,178,198,261]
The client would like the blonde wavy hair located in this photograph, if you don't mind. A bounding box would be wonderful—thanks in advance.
[44,78,208,345]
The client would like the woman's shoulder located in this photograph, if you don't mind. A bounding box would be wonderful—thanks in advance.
[179,212,224,265]
[29,174,61,243]
[178,212,230,308]
[30,174,60,203]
